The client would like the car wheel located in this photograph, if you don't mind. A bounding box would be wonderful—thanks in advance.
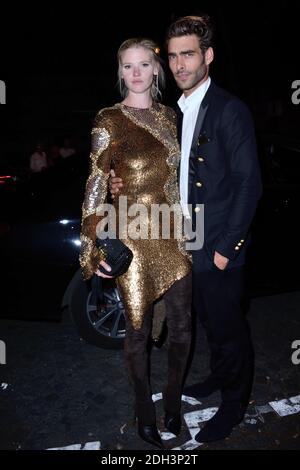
[69,273,126,349]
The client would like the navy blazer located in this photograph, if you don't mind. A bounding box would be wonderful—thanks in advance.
[177,81,263,272]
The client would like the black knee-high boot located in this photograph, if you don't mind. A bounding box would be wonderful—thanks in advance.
[124,310,163,448]
[164,341,191,415]
[163,273,192,435]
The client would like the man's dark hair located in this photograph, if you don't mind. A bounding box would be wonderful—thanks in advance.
[165,15,214,53]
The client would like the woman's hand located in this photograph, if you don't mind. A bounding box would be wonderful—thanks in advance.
[95,260,114,278]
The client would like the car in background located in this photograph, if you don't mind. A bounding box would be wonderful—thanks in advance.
[1,135,300,349]
[0,157,125,349]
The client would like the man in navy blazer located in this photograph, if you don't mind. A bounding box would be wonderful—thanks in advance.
[166,15,262,442]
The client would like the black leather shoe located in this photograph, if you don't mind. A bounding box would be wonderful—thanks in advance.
[195,402,246,443]
[164,412,181,436]
[184,378,220,399]
[138,423,164,449]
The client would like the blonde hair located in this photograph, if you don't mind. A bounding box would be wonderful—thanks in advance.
[117,38,165,101]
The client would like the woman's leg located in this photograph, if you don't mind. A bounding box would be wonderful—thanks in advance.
[163,273,192,418]
[124,307,155,424]
[124,307,164,447]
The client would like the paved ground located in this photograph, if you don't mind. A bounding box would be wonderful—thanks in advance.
[1,291,300,451]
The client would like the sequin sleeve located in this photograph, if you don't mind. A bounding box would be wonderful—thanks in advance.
[79,111,114,280]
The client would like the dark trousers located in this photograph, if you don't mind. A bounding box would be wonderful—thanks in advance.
[124,273,192,425]
[193,267,254,405]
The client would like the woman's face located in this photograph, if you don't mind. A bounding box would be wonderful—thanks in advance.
[120,46,158,96]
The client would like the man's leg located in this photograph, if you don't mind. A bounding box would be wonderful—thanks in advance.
[192,267,253,402]
[192,267,254,441]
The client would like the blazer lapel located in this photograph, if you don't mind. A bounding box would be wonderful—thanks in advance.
[176,106,183,147]
[176,106,183,180]
[191,102,209,152]
[188,101,210,201]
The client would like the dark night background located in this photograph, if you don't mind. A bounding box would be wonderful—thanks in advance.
[0,1,299,169]
[1,2,300,453]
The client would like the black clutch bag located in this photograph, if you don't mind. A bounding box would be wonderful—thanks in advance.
[95,237,133,277]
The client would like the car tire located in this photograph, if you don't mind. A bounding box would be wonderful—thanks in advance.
[68,271,126,349]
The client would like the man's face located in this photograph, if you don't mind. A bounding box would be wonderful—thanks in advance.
[168,34,213,96]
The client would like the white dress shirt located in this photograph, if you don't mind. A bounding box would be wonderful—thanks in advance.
[178,77,211,216]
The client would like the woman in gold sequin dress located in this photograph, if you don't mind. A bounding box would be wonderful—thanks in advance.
[79,38,192,448]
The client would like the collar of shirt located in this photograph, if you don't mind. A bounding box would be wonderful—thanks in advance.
[178,77,211,114]
[178,77,211,219]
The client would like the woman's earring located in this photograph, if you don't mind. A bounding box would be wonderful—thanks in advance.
[153,74,161,100]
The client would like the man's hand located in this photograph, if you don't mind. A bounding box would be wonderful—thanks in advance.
[213,251,229,271]
[95,260,114,279]
[109,169,123,199]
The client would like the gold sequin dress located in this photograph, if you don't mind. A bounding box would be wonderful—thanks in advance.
[79,102,191,329]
